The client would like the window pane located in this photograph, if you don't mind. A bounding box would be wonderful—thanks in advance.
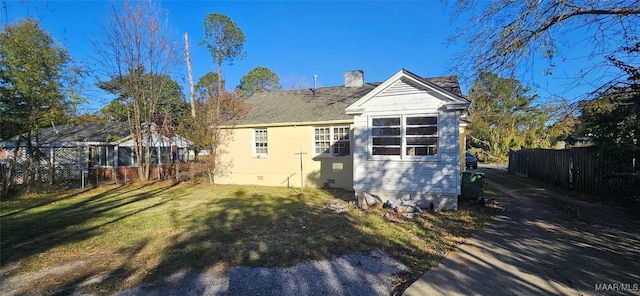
[333,127,349,141]
[106,146,114,166]
[315,127,330,141]
[407,146,437,156]
[118,147,133,167]
[373,138,402,145]
[149,147,159,165]
[256,143,267,154]
[91,147,98,167]
[160,147,172,164]
[372,127,400,136]
[373,147,401,155]
[372,117,400,126]
[315,141,330,154]
[407,116,437,125]
[406,137,437,145]
[334,142,350,156]
[406,127,438,135]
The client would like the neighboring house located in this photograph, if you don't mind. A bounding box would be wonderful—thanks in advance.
[219,69,470,210]
[0,122,192,184]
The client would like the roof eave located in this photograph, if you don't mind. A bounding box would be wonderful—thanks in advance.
[223,119,355,129]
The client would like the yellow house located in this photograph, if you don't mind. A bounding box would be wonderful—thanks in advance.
[218,69,470,210]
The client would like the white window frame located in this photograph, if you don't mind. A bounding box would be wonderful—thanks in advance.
[369,114,439,159]
[313,125,351,157]
[252,129,268,157]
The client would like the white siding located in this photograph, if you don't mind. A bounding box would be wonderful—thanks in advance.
[351,86,462,210]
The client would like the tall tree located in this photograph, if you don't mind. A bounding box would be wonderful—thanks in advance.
[0,18,81,193]
[0,18,76,140]
[93,0,180,181]
[197,13,246,183]
[238,66,281,97]
[468,72,552,162]
[451,1,640,96]
[200,13,245,116]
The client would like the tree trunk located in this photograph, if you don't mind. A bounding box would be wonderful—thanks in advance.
[184,33,196,118]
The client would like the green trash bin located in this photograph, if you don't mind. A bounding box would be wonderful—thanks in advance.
[461,171,485,202]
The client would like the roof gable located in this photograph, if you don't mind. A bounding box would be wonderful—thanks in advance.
[345,69,469,115]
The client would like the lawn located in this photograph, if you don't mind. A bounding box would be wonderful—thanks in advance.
[0,180,501,295]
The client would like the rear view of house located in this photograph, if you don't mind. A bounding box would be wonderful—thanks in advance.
[218,69,470,210]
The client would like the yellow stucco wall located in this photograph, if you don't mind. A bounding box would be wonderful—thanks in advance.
[217,124,354,190]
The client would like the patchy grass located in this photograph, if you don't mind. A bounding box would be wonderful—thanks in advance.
[1,181,500,295]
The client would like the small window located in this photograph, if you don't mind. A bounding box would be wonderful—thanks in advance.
[253,129,268,157]
[313,126,350,156]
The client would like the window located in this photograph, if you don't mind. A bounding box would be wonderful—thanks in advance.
[118,146,134,167]
[314,126,350,156]
[372,117,401,155]
[91,146,114,167]
[405,116,438,156]
[333,127,350,156]
[314,127,331,155]
[371,115,438,157]
[253,129,268,156]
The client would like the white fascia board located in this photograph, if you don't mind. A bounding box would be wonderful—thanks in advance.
[444,102,471,110]
[345,68,469,114]
[345,69,408,114]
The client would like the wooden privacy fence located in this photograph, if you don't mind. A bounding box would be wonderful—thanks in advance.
[509,147,639,204]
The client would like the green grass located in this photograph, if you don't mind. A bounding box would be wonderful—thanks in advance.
[0,180,500,295]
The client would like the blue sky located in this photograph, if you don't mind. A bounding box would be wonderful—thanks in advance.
[2,0,593,113]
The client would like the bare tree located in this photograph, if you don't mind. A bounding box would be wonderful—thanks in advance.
[450,0,640,99]
[93,0,180,181]
[177,72,247,184]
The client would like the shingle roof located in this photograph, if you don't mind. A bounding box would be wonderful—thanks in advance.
[4,122,130,144]
[238,75,464,125]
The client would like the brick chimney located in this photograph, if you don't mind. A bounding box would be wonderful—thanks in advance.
[344,70,364,87]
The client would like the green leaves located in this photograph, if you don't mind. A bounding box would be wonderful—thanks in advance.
[99,74,188,124]
[468,72,552,162]
[0,18,75,140]
[238,66,281,97]
[201,13,246,66]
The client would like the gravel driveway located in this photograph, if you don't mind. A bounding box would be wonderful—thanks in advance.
[58,250,409,296]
